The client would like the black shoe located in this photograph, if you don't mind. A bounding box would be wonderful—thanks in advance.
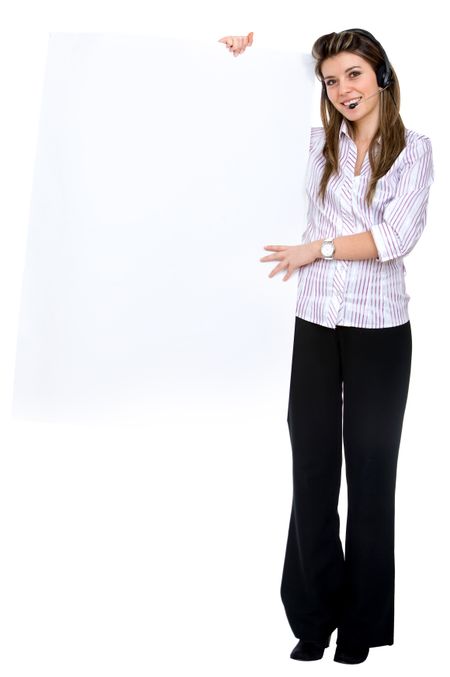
[290,634,331,661]
[334,642,370,664]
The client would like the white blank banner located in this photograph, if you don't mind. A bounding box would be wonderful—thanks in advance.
[13,33,314,422]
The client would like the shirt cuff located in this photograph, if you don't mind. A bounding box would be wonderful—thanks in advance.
[370,222,401,263]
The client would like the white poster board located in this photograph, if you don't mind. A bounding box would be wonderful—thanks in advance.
[13,33,314,422]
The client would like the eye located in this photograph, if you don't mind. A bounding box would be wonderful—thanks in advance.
[325,71,361,87]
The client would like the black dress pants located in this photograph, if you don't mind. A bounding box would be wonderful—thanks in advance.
[280,316,412,648]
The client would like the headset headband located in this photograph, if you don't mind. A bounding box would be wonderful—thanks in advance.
[344,28,393,88]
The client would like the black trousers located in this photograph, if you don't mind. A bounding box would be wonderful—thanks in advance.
[280,316,412,648]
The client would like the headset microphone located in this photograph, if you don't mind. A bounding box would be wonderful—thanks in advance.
[348,84,389,108]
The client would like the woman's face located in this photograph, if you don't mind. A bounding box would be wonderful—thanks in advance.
[321,51,381,123]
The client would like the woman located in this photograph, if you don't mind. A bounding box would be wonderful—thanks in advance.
[218,29,434,664]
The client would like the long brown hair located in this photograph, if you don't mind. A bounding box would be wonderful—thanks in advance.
[311,29,406,207]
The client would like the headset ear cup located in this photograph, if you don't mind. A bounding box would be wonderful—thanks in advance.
[376,63,391,88]
[376,64,385,87]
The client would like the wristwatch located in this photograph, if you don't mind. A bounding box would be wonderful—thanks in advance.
[320,238,335,260]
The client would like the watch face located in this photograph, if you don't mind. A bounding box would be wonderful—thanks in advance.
[322,243,334,257]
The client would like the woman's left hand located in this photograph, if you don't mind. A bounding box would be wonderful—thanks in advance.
[260,243,319,281]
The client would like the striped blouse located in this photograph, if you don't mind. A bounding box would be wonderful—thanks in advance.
[296,118,434,328]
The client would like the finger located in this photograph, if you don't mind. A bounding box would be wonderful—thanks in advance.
[273,259,290,277]
[264,245,286,251]
[234,37,245,53]
[260,252,282,261]
[248,32,254,45]
[269,263,284,278]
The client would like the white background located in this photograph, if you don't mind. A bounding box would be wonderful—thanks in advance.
[0,2,447,676]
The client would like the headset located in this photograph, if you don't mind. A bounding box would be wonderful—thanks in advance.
[321,28,396,106]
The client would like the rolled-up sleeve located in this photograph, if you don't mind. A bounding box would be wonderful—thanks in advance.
[370,137,434,263]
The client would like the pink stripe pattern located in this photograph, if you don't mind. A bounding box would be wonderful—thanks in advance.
[295,119,434,328]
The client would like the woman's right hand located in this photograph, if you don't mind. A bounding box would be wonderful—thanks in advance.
[218,32,254,57]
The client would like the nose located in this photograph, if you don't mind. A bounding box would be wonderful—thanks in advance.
[338,81,353,99]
